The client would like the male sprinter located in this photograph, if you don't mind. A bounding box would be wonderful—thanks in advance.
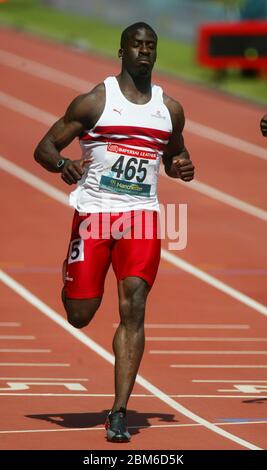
[34,22,194,442]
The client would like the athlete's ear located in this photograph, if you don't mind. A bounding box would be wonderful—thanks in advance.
[118,48,123,59]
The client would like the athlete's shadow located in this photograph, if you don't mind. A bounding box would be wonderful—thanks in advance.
[26,410,177,436]
[243,398,267,404]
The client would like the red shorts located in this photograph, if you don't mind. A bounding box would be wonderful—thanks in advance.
[64,210,161,299]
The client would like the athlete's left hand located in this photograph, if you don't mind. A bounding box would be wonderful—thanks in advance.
[260,114,267,136]
[172,157,195,182]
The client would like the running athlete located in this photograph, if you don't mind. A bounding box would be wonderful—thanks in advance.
[34,22,194,443]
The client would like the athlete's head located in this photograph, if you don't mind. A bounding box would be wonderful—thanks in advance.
[119,22,157,77]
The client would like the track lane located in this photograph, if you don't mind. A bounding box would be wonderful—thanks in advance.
[0,27,267,449]
[0,167,266,449]
[1,270,263,451]
[1,278,203,451]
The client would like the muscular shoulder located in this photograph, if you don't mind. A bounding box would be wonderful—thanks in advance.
[65,83,105,129]
[163,93,185,133]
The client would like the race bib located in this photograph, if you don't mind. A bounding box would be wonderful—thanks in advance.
[99,143,158,197]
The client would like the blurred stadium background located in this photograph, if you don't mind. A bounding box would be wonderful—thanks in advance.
[42,0,267,42]
[1,0,267,103]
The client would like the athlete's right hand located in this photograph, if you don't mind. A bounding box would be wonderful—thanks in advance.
[260,114,267,137]
[61,154,92,185]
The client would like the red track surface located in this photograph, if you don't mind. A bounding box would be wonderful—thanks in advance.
[0,27,267,450]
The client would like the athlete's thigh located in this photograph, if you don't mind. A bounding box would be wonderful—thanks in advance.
[111,211,161,288]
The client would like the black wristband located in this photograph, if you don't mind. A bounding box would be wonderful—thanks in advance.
[56,158,69,172]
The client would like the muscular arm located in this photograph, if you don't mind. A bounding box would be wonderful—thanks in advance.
[162,94,194,181]
[34,84,105,184]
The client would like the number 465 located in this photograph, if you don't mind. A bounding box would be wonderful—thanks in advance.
[111,156,148,182]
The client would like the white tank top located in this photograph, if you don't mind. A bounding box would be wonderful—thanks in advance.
[69,76,172,213]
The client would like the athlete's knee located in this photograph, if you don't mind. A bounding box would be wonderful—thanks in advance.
[67,310,89,329]
[119,277,149,329]
[64,297,102,329]
[121,277,149,307]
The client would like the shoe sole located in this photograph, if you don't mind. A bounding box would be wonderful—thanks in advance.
[106,430,131,443]
[107,436,131,443]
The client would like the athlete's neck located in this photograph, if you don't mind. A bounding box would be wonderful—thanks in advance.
[117,71,152,105]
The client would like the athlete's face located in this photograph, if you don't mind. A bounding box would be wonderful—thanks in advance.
[119,28,157,76]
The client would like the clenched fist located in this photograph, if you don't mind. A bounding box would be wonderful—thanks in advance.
[171,158,195,182]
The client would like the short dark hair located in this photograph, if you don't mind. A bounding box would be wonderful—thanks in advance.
[120,22,157,48]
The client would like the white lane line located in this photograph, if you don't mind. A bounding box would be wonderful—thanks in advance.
[0,382,87,391]
[147,337,267,342]
[1,155,266,319]
[0,393,266,398]
[160,168,267,222]
[0,322,21,327]
[193,380,267,383]
[150,350,267,355]
[0,349,51,353]
[0,363,70,367]
[0,335,35,340]
[0,156,68,205]
[1,49,266,163]
[0,50,94,92]
[0,270,260,450]
[0,91,56,126]
[1,92,267,222]
[0,393,154,397]
[185,120,267,162]
[0,377,89,381]
[171,365,267,368]
[141,324,250,329]
[189,182,266,223]
[114,323,251,329]
[0,427,102,435]
[161,250,267,318]
[0,393,155,397]
[0,420,266,435]
[188,179,267,222]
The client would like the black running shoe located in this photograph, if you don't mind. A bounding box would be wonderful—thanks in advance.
[105,408,131,443]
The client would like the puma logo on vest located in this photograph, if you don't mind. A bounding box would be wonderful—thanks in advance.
[151,110,166,120]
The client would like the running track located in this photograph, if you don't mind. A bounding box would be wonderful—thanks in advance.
[0,28,267,450]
